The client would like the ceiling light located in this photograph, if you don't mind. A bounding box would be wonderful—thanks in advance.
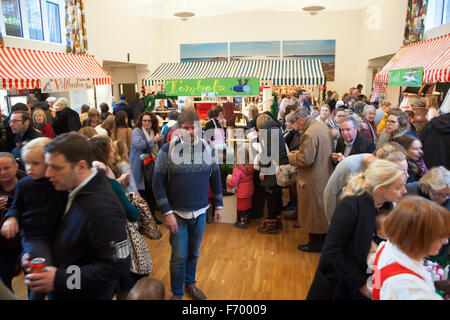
[174,11,195,19]
[302,5,325,15]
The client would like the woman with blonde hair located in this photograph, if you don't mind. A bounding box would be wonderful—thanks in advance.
[307,160,408,300]
[96,114,115,136]
[32,109,55,138]
[371,196,449,300]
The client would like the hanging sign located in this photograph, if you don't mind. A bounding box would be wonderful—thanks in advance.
[388,67,423,87]
[41,77,94,93]
[165,78,260,96]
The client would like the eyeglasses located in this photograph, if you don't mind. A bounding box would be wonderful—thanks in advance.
[386,120,398,124]
[8,119,23,124]
[430,189,450,200]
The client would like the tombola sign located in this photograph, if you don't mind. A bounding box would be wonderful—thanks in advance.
[165,78,260,96]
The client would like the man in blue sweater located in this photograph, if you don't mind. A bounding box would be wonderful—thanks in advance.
[153,107,223,300]
[24,133,130,299]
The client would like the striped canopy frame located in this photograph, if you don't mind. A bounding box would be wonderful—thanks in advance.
[0,46,112,90]
[145,59,324,87]
[375,33,449,85]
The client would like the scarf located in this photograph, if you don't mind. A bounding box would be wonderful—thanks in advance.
[142,128,159,156]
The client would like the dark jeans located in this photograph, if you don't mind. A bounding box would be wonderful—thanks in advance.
[264,185,283,219]
[169,213,206,297]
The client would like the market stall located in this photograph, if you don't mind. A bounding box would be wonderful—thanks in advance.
[143,59,325,126]
[371,33,449,128]
[0,46,112,114]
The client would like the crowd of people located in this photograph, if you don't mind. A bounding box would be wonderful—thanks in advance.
[0,84,449,300]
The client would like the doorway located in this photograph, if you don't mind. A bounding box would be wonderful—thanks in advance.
[119,83,138,104]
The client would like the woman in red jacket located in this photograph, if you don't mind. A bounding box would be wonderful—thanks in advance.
[32,109,55,138]
[226,147,254,229]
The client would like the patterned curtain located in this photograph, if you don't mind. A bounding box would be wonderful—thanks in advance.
[65,0,88,54]
[403,0,428,45]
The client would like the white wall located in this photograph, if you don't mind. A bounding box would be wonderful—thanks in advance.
[151,4,406,98]
[84,0,158,67]
[360,0,408,96]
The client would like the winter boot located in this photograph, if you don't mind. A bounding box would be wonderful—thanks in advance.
[241,211,248,229]
[234,211,242,229]
[257,219,278,234]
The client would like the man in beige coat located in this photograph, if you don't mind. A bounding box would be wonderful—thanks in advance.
[288,107,333,253]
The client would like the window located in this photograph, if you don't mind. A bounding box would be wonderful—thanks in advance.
[2,0,22,37]
[426,0,450,31]
[0,0,64,43]
[26,0,43,40]
[46,1,61,43]
[443,0,450,25]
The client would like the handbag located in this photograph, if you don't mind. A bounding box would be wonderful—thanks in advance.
[125,220,152,275]
[276,164,298,187]
[127,192,162,240]
[275,143,297,187]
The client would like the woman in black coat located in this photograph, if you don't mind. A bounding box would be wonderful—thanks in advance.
[307,160,408,300]
[255,114,288,234]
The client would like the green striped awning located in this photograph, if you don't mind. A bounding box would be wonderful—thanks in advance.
[144,59,324,87]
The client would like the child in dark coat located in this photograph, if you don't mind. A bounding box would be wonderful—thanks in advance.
[226,147,254,229]
[0,137,67,300]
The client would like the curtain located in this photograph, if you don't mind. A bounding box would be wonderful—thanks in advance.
[403,0,428,45]
[65,0,88,54]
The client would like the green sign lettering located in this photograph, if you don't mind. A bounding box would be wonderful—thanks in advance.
[388,67,423,87]
[165,78,260,96]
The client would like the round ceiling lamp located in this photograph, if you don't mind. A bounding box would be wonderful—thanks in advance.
[173,11,195,21]
[301,5,326,15]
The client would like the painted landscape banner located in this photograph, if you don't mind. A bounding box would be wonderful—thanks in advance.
[283,40,336,81]
[179,39,336,81]
[230,41,281,61]
[180,43,228,63]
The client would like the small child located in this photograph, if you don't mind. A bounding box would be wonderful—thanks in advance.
[226,147,254,229]
[0,137,67,300]
[127,277,166,300]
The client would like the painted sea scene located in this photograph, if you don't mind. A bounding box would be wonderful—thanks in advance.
[180,42,228,63]
[230,41,281,61]
[283,40,336,81]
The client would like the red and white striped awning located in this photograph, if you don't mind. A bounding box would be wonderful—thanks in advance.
[0,46,112,90]
[375,33,450,84]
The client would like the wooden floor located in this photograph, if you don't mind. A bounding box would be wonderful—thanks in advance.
[12,212,320,300]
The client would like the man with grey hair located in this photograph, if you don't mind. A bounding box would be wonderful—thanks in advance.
[333,116,375,162]
[26,94,37,111]
[288,107,333,252]
[52,97,81,135]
